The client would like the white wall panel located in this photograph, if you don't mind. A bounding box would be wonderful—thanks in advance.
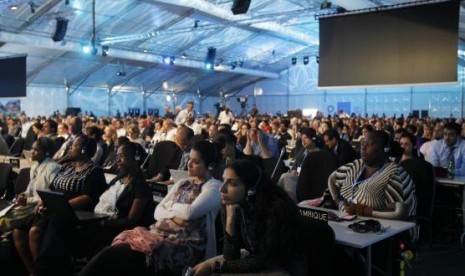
[22,86,67,117]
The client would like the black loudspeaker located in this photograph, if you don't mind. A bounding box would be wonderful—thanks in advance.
[65,107,81,116]
[231,0,251,15]
[52,18,69,42]
[412,110,419,118]
[421,110,429,118]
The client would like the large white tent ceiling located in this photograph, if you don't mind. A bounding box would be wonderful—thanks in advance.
[0,0,464,98]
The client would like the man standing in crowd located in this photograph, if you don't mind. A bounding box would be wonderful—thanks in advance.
[175,102,194,125]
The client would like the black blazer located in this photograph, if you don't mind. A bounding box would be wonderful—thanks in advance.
[335,139,358,167]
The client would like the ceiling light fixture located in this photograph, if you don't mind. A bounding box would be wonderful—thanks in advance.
[102,46,109,57]
[303,56,309,65]
[291,57,297,65]
[204,47,216,71]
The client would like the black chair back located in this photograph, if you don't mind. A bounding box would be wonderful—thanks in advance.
[145,141,182,180]
[14,167,31,195]
[296,150,338,202]
[0,163,13,198]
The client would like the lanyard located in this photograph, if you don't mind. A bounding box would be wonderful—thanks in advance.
[349,162,388,204]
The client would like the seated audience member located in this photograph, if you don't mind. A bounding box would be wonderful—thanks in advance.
[102,136,129,174]
[30,142,155,275]
[147,125,194,182]
[0,138,60,234]
[428,122,465,176]
[12,135,106,275]
[323,128,358,166]
[127,123,146,149]
[328,130,416,221]
[20,138,60,204]
[243,128,279,159]
[151,118,177,144]
[53,117,83,163]
[397,132,424,163]
[79,140,222,276]
[86,125,107,165]
[420,124,443,161]
[193,159,306,276]
[277,128,319,202]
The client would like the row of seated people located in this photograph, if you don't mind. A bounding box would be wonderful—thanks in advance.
[2,116,454,274]
[0,134,337,276]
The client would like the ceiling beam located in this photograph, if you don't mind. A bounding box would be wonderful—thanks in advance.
[27,51,69,84]
[0,31,279,79]
[17,0,63,32]
[142,0,317,45]
[67,58,117,86]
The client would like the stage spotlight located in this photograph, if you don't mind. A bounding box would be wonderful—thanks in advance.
[102,46,109,57]
[291,57,297,65]
[231,62,237,70]
[303,56,309,65]
[205,63,213,70]
[170,56,175,65]
[163,56,171,64]
[82,45,92,54]
[239,61,244,68]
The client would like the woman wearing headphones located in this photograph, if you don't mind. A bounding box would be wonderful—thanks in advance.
[0,137,60,235]
[193,159,306,276]
[79,140,222,276]
[13,135,107,275]
[328,130,417,220]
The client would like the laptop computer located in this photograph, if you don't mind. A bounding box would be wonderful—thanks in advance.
[37,190,108,223]
[169,169,190,184]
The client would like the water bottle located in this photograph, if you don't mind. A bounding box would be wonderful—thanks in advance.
[447,158,455,179]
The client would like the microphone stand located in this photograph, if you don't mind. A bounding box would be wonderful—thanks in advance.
[140,144,154,169]
[271,147,286,182]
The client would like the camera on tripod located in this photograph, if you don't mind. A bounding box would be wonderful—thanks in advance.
[237,97,247,108]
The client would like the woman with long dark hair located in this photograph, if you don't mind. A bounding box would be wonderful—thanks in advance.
[193,159,306,275]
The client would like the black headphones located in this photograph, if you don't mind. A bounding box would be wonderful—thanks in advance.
[245,166,262,202]
[348,219,382,233]
[80,136,91,156]
[134,146,141,162]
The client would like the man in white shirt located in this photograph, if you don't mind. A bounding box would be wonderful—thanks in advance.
[420,124,443,161]
[217,106,235,125]
[152,119,177,144]
[175,102,194,126]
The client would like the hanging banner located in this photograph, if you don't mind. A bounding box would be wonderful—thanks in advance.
[0,99,21,114]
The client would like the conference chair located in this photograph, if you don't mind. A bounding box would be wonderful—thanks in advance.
[296,150,338,202]
[401,158,436,248]
[145,140,182,181]
[0,163,13,199]
[14,167,31,195]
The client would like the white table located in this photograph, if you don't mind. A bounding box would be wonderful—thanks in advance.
[437,176,465,187]
[303,206,415,276]
[0,155,35,173]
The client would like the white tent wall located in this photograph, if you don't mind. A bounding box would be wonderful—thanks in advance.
[22,85,67,117]
[230,64,465,118]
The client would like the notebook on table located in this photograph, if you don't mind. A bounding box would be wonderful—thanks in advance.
[37,190,108,223]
